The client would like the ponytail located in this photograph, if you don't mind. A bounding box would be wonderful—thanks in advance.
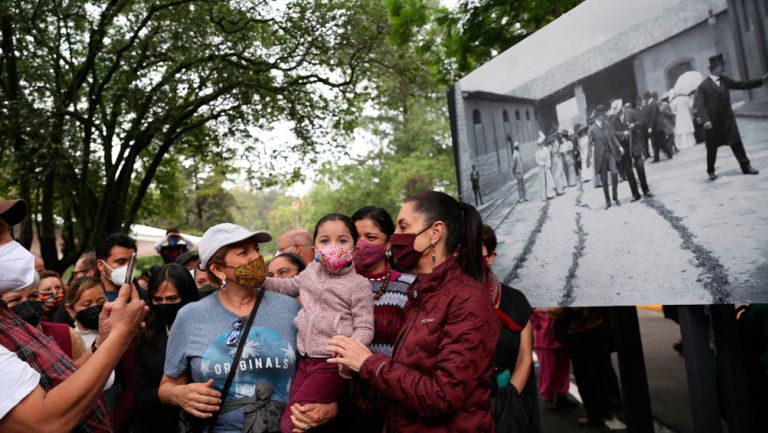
[458,202,484,282]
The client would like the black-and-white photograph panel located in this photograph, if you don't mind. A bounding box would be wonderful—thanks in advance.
[448,0,768,307]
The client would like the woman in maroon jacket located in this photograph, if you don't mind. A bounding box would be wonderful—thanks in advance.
[328,191,500,433]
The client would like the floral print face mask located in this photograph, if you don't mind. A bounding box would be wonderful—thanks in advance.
[315,244,354,274]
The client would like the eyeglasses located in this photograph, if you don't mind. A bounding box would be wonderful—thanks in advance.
[225,317,245,346]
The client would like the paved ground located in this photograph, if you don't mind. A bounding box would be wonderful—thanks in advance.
[480,116,768,307]
[538,307,691,433]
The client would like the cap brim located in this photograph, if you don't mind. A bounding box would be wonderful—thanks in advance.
[0,199,27,226]
[228,231,272,247]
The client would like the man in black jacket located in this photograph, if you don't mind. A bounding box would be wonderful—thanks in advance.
[695,53,767,180]
[611,102,653,202]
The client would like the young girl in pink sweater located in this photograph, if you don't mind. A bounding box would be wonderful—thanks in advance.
[262,213,373,433]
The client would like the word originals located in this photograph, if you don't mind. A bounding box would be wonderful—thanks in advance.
[213,357,291,375]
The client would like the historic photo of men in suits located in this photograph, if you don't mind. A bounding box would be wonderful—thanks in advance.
[588,105,624,210]
[610,100,653,201]
[695,54,768,180]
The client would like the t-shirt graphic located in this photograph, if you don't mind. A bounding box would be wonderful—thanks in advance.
[200,326,296,402]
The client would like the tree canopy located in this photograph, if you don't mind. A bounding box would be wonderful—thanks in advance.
[1,0,583,271]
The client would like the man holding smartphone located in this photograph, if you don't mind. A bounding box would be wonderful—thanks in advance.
[0,198,148,432]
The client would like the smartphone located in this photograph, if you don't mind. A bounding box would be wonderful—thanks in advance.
[124,252,137,285]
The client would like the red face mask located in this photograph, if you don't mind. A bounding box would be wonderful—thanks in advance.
[389,225,432,271]
[354,239,387,270]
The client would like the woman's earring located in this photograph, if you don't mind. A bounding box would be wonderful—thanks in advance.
[385,249,392,258]
[431,244,436,263]
[220,278,226,290]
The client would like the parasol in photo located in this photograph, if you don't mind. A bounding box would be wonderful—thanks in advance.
[673,70,704,95]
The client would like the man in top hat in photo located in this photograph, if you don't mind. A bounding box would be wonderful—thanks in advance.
[695,53,768,181]
[587,105,625,209]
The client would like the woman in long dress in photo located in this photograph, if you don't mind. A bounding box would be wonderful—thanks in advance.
[560,132,577,187]
[550,135,567,195]
[670,90,696,150]
[577,125,594,182]
[535,136,556,200]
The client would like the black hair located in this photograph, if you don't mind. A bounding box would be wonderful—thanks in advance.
[95,233,137,260]
[351,206,395,240]
[270,252,306,273]
[405,191,484,282]
[481,224,497,254]
[140,264,199,348]
[166,227,180,234]
[313,213,359,245]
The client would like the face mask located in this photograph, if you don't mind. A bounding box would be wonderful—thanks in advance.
[0,241,35,294]
[354,239,387,270]
[102,261,127,287]
[40,290,63,309]
[76,305,103,330]
[315,244,353,274]
[389,225,433,271]
[228,256,267,289]
[11,301,42,327]
[153,303,183,327]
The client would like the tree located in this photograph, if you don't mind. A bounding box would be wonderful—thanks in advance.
[435,0,584,83]
[0,0,387,272]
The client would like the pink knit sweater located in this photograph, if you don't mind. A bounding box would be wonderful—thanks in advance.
[262,261,373,357]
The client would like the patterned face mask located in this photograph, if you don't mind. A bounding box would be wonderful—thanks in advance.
[315,244,354,274]
[228,256,268,289]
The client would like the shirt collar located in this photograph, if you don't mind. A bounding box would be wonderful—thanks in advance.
[710,74,720,84]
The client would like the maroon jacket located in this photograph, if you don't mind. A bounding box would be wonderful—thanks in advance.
[359,257,500,433]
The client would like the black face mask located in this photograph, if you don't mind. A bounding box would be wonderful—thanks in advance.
[76,305,103,330]
[11,301,42,327]
[152,303,183,327]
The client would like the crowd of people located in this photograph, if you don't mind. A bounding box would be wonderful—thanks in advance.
[524,53,768,210]
[0,192,544,433]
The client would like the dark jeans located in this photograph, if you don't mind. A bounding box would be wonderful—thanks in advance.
[568,326,614,422]
[707,141,751,174]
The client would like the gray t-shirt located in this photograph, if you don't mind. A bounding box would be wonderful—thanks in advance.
[165,291,299,433]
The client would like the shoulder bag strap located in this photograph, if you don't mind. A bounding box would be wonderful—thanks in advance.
[207,287,266,431]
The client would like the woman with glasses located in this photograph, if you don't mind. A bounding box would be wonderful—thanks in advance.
[158,223,337,433]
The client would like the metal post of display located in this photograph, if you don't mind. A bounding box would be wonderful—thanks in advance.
[677,305,722,433]
[612,306,654,433]
[710,304,755,433]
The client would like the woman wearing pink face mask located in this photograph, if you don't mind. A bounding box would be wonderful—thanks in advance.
[328,206,415,432]
[261,213,373,433]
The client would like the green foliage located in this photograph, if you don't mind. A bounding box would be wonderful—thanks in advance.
[1,0,385,272]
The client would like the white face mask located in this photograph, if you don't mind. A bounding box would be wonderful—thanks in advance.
[0,241,35,294]
[102,261,128,287]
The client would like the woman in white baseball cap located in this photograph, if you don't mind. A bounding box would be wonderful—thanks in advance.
[158,223,337,433]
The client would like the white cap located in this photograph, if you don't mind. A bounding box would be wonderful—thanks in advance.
[198,223,271,269]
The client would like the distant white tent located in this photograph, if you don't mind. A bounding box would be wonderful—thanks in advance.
[129,224,201,258]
